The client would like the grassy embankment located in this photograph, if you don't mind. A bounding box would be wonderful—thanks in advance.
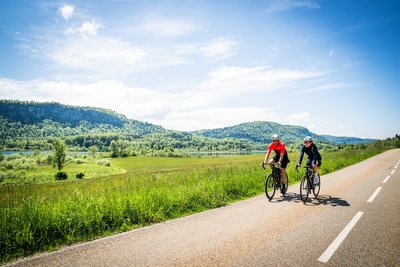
[0,147,388,263]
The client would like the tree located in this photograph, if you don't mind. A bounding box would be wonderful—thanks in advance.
[88,145,99,156]
[110,140,119,158]
[53,139,66,170]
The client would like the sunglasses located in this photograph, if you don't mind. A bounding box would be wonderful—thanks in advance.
[304,141,311,144]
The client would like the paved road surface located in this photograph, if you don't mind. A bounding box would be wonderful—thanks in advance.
[5,149,400,266]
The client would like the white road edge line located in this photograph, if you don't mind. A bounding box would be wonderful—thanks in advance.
[395,164,398,169]
[318,211,364,263]
[390,169,395,175]
[367,187,382,203]
[383,175,390,183]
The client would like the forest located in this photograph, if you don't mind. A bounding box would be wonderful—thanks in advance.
[1,100,385,156]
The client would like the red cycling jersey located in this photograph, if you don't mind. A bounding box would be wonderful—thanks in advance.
[267,141,286,155]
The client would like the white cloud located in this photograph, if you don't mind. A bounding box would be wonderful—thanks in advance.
[0,64,321,131]
[154,106,280,131]
[195,66,325,96]
[136,17,198,37]
[329,48,335,57]
[66,20,102,37]
[48,36,146,73]
[299,82,355,94]
[265,0,320,13]
[198,37,236,59]
[59,5,74,20]
[286,112,311,124]
[0,78,168,122]
[0,65,327,131]
[285,112,319,131]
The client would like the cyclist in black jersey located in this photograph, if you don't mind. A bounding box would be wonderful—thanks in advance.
[297,136,322,185]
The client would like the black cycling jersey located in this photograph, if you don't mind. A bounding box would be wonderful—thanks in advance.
[298,143,322,165]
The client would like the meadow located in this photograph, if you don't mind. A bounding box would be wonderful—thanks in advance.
[0,147,389,263]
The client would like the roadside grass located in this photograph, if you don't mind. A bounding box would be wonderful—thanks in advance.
[0,158,125,184]
[0,147,388,264]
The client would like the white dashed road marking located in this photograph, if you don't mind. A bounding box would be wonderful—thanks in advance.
[383,175,390,183]
[318,212,364,263]
[367,187,382,203]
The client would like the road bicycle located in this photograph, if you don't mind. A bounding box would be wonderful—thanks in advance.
[296,165,321,203]
[262,163,288,200]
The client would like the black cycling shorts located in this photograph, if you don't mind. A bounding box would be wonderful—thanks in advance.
[272,153,290,168]
[306,158,322,167]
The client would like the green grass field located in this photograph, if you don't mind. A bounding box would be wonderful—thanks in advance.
[0,147,389,263]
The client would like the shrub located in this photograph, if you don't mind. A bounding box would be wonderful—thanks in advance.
[5,162,13,170]
[55,171,68,180]
[75,172,84,179]
[74,158,85,164]
[75,172,85,179]
[14,158,37,170]
[45,155,53,164]
[96,159,111,167]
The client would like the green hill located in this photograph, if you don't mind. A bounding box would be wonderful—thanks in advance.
[0,100,165,137]
[0,100,375,152]
[193,121,327,144]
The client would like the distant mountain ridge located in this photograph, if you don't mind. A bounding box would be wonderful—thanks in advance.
[320,135,376,145]
[0,100,375,145]
[192,121,326,144]
[0,100,165,137]
[1,100,127,127]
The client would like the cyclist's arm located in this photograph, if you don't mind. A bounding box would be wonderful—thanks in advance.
[298,146,305,165]
[312,145,320,164]
[263,148,271,163]
[279,143,286,163]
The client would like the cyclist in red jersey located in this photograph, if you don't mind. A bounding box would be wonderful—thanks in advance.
[261,134,290,193]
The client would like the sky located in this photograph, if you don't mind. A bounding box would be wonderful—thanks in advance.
[0,0,399,139]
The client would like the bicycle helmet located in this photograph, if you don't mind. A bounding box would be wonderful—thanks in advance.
[272,134,279,141]
[304,136,313,142]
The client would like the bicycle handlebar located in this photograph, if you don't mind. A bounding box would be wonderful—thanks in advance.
[261,162,280,169]
[295,164,313,172]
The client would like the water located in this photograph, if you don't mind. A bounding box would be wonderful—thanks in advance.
[0,150,88,156]
[1,150,35,155]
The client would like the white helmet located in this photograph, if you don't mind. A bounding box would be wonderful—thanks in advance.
[304,136,313,142]
[272,134,279,141]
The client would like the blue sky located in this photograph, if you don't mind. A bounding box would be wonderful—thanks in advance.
[0,0,399,139]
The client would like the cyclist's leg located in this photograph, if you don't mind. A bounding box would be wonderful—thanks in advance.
[269,155,278,170]
[312,160,320,184]
[280,155,289,184]
[281,168,287,184]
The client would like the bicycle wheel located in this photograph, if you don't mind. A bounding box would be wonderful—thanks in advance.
[313,174,321,198]
[299,174,310,203]
[265,174,276,200]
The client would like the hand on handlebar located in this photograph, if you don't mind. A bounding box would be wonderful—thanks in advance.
[295,164,300,172]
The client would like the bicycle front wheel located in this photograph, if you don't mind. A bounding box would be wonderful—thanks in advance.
[265,174,276,200]
[299,174,310,203]
[313,174,321,198]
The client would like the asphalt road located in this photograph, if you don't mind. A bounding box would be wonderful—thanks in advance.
[5,149,400,267]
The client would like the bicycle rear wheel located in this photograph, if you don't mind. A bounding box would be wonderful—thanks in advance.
[299,174,310,203]
[313,174,321,198]
[265,174,276,200]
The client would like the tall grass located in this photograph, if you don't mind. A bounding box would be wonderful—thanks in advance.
[0,147,388,263]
